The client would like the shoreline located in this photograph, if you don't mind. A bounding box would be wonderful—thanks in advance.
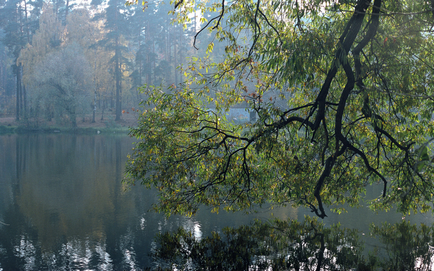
[0,113,138,135]
[0,125,131,135]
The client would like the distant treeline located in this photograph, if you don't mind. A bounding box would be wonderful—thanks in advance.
[0,0,222,126]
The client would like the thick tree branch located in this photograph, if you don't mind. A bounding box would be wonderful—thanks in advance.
[311,0,371,136]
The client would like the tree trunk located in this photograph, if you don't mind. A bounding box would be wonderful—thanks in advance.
[15,64,21,121]
[65,0,69,24]
[71,111,76,127]
[179,27,183,83]
[138,31,142,87]
[23,84,27,119]
[92,90,96,123]
[101,100,105,121]
[110,86,114,109]
[115,37,121,121]
[152,40,155,84]
[92,59,97,123]
[24,0,30,43]
[174,30,178,85]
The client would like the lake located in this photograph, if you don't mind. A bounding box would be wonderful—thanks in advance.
[0,134,433,270]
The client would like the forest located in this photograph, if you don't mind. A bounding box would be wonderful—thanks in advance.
[0,0,211,127]
[2,0,434,269]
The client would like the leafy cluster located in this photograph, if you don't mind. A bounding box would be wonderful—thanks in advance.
[126,0,434,218]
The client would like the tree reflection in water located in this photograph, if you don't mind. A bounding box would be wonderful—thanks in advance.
[149,217,434,271]
[1,134,433,270]
[370,221,434,270]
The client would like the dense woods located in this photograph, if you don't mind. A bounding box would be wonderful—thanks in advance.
[0,0,201,126]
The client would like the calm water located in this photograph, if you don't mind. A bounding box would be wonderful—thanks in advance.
[0,134,433,270]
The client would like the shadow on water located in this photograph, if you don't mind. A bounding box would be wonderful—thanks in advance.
[0,134,433,270]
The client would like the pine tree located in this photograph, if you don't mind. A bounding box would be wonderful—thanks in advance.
[0,0,27,120]
[94,0,131,121]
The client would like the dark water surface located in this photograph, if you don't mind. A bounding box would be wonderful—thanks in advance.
[0,134,433,270]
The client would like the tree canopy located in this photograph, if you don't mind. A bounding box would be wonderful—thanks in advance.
[126,0,434,218]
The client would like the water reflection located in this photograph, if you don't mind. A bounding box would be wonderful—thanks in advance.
[0,134,434,270]
[0,134,286,270]
[0,134,142,269]
[150,218,434,270]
